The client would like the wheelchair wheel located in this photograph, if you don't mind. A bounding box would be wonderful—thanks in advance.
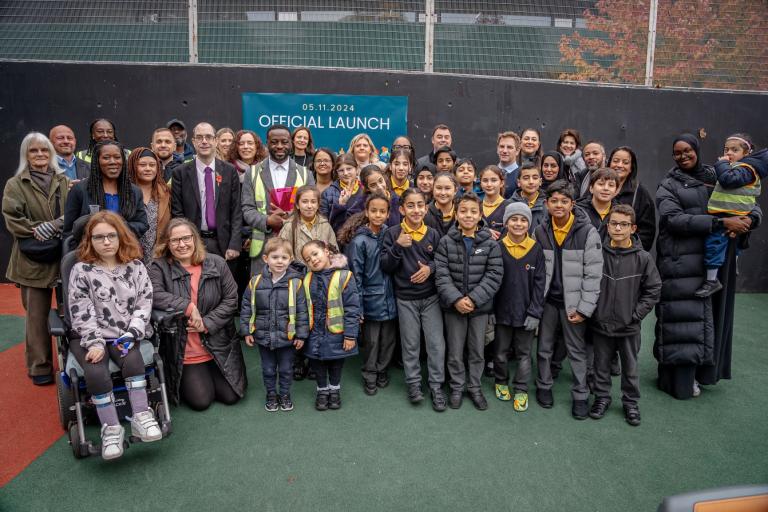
[56,372,75,431]
[68,422,87,459]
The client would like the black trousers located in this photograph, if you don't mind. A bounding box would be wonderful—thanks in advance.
[309,358,344,388]
[180,360,240,411]
[592,332,641,406]
[69,341,145,396]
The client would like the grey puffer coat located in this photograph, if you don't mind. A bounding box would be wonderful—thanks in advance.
[533,208,603,318]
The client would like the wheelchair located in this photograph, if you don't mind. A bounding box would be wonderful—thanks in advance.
[48,251,179,459]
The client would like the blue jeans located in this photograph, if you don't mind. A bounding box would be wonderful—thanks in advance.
[704,225,742,270]
[258,345,295,395]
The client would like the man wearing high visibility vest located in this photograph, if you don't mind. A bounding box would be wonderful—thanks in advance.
[242,124,315,273]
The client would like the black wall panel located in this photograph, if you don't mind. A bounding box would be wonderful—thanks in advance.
[1,61,766,289]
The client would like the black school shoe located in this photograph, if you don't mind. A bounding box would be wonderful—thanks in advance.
[572,399,589,420]
[694,279,723,298]
[448,390,463,409]
[363,379,378,396]
[536,388,553,409]
[468,390,488,411]
[376,372,390,388]
[328,390,342,410]
[589,397,611,419]
[624,404,641,427]
[315,390,330,411]
[431,388,447,412]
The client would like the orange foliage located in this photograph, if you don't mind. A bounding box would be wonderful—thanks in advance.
[559,0,768,90]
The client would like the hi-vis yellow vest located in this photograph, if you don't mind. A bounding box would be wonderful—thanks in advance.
[708,163,761,216]
[248,274,300,341]
[303,270,351,334]
[75,147,131,165]
[249,162,308,258]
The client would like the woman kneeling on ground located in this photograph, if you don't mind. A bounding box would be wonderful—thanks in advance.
[68,211,160,460]
[149,218,246,410]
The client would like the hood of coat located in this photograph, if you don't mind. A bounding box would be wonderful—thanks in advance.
[259,261,305,281]
[601,233,643,256]
[329,252,349,270]
[353,224,383,240]
[446,220,492,244]
[510,189,545,210]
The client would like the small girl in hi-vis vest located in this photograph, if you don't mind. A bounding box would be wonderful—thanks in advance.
[240,238,308,413]
[300,240,361,411]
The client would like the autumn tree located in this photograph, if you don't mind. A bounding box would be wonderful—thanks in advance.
[559,0,768,90]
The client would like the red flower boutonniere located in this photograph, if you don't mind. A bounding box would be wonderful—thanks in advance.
[215,173,222,185]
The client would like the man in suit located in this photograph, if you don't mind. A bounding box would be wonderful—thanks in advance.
[171,122,242,263]
[416,124,453,169]
[50,125,89,185]
[242,123,314,272]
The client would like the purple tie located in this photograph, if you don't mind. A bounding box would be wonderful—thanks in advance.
[204,167,216,230]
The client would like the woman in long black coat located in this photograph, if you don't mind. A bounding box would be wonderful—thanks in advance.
[654,134,761,399]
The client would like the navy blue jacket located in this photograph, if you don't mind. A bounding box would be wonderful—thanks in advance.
[304,255,360,360]
[346,226,397,321]
[494,238,546,327]
[239,264,309,349]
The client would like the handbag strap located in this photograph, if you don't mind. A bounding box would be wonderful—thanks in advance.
[54,183,62,219]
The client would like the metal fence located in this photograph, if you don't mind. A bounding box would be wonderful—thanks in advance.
[0,0,765,91]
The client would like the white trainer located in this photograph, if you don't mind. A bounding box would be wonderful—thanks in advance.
[101,424,125,460]
[130,410,162,442]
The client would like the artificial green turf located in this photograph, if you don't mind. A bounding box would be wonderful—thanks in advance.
[0,315,25,353]
[2,295,767,512]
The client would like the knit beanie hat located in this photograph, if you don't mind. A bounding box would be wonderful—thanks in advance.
[502,201,532,226]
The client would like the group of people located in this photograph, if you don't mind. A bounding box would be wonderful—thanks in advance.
[3,117,766,459]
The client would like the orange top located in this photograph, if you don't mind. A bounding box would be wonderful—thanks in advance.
[183,264,213,365]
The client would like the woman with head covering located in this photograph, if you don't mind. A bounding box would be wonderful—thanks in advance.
[654,133,761,399]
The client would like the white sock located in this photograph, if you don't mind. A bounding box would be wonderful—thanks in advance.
[328,384,341,391]
[706,269,718,281]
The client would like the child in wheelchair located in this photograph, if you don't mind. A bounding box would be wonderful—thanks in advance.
[67,211,162,460]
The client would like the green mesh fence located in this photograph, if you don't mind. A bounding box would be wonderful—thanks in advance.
[0,0,765,91]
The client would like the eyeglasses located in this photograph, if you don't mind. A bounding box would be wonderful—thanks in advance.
[608,221,632,229]
[193,134,215,142]
[314,159,332,165]
[91,232,118,243]
[169,234,194,246]
[392,144,413,150]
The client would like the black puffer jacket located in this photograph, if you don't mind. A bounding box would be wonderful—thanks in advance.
[149,254,246,404]
[654,166,716,366]
[434,224,503,315]
[238,264,309,349]
[591,235,661,337]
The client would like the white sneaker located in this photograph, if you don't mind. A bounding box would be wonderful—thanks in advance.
[130,410,162,442]
[692,380,701,397]
[101,424,125,460]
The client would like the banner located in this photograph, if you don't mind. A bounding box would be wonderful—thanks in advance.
[242,93,408,157]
